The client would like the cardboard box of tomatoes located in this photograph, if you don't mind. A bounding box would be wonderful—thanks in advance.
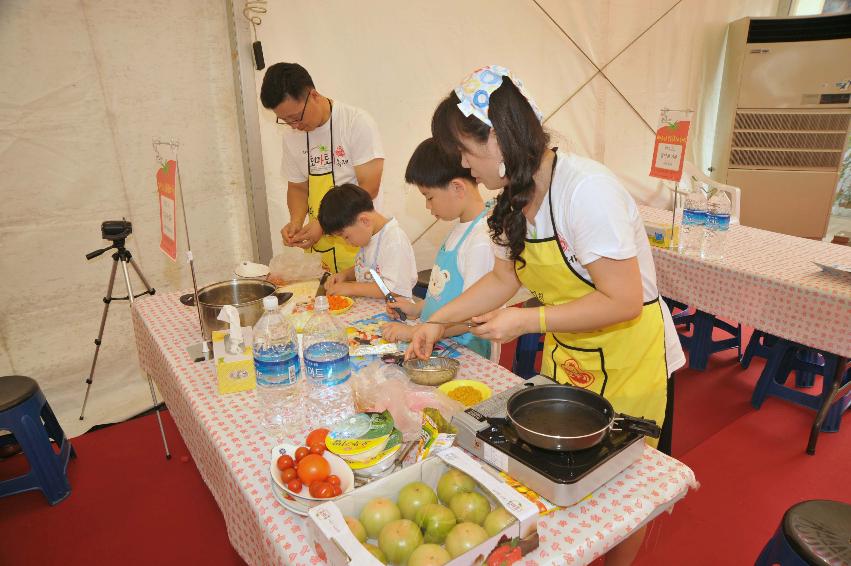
[307,447,539,566]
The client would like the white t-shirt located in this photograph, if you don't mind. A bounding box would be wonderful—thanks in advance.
[442,213,495,291]
[354,218,417,298]
[494,151,685,375]
[280,100,385,208]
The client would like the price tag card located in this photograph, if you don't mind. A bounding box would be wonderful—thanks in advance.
[649,109,692,181]
[156,160,177,261]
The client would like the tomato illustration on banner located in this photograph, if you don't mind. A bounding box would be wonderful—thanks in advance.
[157,160,177,261]
[649,109,692,182]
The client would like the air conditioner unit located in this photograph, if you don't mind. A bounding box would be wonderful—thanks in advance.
[711,12,851,239]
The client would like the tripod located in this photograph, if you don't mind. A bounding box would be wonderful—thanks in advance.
[80,239,171,459]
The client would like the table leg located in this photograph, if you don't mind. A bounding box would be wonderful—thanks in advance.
[806,356,850,455]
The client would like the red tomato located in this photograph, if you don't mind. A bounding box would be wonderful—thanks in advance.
[276,455,294,471]
[308,443,326,456]
[306,428,330,447]
[297,454,330,485]
[280,468,297,482]
[326,475,340,486]
[294,447,309,462]
[331,484,342,497]
[309,481,334,499]
[287,478,302,493]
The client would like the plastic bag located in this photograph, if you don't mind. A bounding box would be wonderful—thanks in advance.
[267,247,325,286]
[351,361,465,441]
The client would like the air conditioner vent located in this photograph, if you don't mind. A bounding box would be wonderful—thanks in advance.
[729,148,842,170]
[732,131,847,151]
[734,112,850,132]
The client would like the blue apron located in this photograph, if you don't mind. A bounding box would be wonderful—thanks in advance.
[421,208,491,358]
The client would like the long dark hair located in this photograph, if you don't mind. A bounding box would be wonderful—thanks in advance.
[431,78,549,267]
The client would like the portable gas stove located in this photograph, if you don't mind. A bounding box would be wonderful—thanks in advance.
[451,376,646,507]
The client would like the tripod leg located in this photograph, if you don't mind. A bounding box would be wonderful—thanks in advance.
[80,258,119,420]
[128,258,156,295]
[145,374,172,460]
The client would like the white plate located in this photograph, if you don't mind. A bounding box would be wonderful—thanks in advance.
[269,480,310,516]
[269,443,355,507]
[813,262,851,278]
[234,261,270,278]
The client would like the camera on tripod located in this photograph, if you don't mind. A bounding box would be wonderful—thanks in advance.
[101,220,132,242]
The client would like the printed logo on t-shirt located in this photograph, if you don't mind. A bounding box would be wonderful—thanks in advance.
[557,231,579,265]
[309,144,333,175]
[334,145,350,169]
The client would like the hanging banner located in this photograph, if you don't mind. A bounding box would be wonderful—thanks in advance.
[156,159,178,261]
[649,109,692,181]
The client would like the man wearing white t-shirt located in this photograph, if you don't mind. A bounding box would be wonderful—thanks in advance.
[260,63,385,273]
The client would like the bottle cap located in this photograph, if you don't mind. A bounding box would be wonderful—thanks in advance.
[262,296,278,311]
[313,295,329,311]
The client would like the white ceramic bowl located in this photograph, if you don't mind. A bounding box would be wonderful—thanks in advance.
[269,443,355,507]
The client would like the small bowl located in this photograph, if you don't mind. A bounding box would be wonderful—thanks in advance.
[402,356,460,386]
[438,380,492,406]
[269,443,355,507]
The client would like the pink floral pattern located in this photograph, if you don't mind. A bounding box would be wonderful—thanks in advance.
[133,294,698,565]
[640,206,851,358]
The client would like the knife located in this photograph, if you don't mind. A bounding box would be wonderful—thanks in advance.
[369,268,407,321]
[315,272,331,297]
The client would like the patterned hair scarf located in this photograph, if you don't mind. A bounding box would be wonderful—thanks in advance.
[454,65,543,127]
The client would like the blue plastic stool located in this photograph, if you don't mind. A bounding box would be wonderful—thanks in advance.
[412,269,430,300]
[744,331,816,388]
[755,500,851,566]
[664,297,741,371]
[0,376,75,505]
[748,335,851,433]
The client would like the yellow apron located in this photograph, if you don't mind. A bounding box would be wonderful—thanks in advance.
[515,155,669,447]
[304,102,359,273]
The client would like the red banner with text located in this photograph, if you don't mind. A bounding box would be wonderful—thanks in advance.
[157,160,177,261]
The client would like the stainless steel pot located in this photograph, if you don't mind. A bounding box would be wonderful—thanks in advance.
[193,279,290,340]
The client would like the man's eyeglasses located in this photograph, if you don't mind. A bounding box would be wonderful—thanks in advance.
[276,89,312,126]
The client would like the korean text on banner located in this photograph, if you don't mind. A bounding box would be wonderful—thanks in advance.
[157,160,177,261]
[649,110,692,182]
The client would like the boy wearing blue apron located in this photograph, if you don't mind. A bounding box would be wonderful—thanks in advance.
[381,138,495,358]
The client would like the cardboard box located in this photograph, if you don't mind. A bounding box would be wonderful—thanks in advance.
[211,328,255,395]
[644,221,679,248]
[307,447,539,566]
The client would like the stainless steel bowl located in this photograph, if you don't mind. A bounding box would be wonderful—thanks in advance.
[402,357,460,386]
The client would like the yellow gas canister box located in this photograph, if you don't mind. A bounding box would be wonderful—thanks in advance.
[211,328,256,395]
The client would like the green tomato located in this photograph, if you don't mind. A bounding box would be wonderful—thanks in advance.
[483,507,516,536]
[444,522,489,559]
[398,481,438,521]
[378,519,423,565]
[414,503,457,544]
[345,516,367,543]
[363,542,387,564]
[360,497,402,539]
[436,469,476,505]
[449,491,491,525]
[407,543,451,566]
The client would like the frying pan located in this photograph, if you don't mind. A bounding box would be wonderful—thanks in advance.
[499,384,661,451]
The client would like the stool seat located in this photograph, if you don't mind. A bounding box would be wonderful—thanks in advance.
[784,500,851,565]
[0,376,39,412]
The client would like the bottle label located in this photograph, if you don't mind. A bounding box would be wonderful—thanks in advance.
[706,213,730,231]
[304,341,351,386]
[682,209,707,226]
[254,350,300,386]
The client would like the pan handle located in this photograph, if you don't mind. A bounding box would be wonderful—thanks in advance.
[613,414,661,438]
[274,291,293,306]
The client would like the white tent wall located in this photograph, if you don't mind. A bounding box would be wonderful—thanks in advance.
[255,0,778,269]
[0,1,252,437]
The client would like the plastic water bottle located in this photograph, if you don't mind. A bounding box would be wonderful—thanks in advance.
[703,189,732,260]
[678,182,708,256]
[253,296,302,438]
[302,296,353,427]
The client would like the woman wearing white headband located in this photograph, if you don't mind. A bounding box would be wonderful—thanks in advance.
[407,65,684,565]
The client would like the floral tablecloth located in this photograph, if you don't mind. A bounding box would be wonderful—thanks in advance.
[132,293,697,565]
[640,206,851,358]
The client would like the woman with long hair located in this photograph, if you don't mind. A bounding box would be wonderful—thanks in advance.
[407,66,683,564]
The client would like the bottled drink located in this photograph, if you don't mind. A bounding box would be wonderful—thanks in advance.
[678,182,708,256]
[253,295,302,438]
[302,295,353,427]
[703,189,732,260]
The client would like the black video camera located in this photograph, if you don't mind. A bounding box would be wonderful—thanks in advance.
[101,220,132,242]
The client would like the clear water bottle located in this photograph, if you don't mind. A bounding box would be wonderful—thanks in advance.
[703,189,732,260]
[678,182,708,256]
[253,295,303,438]
[303,295,353,427]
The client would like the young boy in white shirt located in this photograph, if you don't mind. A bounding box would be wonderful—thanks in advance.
[381,138,495,358]
[318,184,417,299]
